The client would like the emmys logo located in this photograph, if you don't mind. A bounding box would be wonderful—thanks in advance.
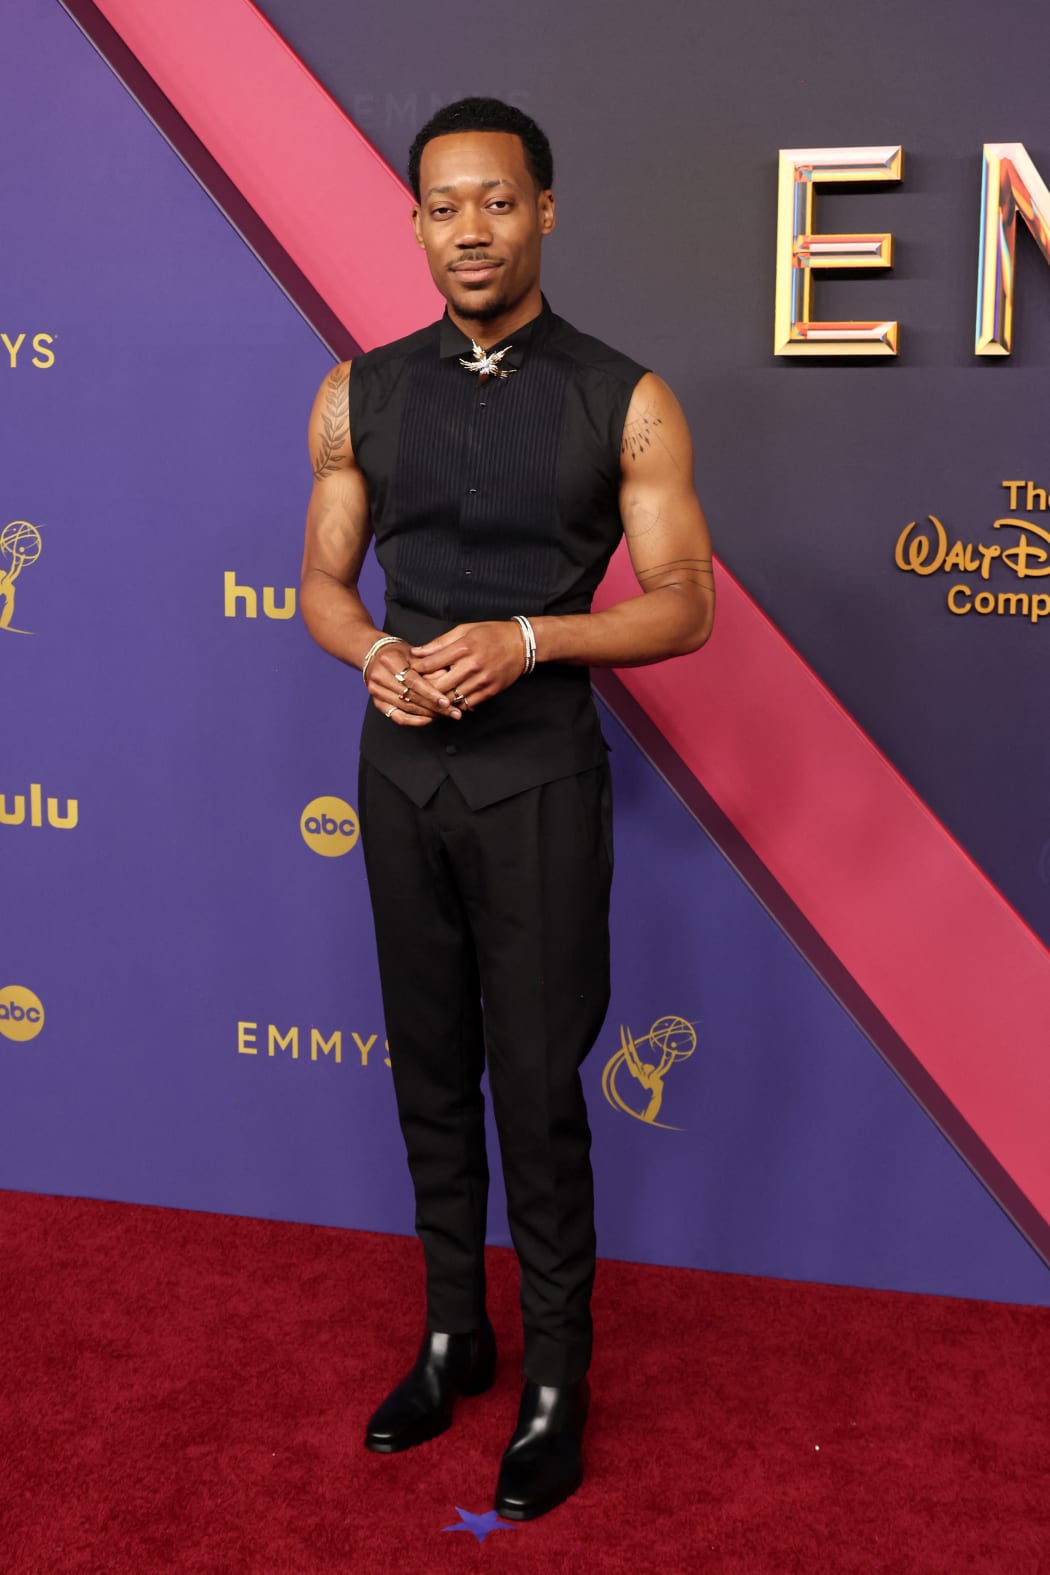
[601,1015,697,1131]
[237,1020,389,1066]
[0,984,44,1042]
[300,796,359,857]
[0,520,43,634]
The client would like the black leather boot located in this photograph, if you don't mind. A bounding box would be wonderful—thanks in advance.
[363,1319,497,1453]
[493,1378,590,1519]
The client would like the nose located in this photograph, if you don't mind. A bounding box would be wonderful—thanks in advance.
[454,203,493,249]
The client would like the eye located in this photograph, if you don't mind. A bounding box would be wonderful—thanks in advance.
[430,205,454,219]
[488,200,512,211]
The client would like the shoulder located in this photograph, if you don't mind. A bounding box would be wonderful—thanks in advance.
[352,318,441,373]
[545,311,648,392]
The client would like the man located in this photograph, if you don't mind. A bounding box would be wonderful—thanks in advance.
[299,97,713,1520]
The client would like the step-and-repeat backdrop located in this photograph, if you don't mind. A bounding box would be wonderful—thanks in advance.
[2,0,1049,1304]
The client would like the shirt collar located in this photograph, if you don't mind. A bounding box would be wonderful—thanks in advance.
[438,293,552,370]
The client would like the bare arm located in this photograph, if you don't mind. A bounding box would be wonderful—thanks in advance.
[299,362,456,725]
[532,372,714,665]
[409,372,713,703]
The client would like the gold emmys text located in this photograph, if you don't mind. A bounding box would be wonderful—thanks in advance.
[237,1021,390,1068]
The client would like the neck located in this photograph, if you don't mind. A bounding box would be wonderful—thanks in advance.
[446,284,544,349]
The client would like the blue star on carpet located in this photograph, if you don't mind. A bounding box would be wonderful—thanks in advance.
[442,1506,520,1544]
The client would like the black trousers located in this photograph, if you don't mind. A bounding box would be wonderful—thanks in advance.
[357,756,614,1386]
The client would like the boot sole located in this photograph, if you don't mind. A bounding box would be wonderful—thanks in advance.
[494,1463,584,1521]
[364,1409,452,1453]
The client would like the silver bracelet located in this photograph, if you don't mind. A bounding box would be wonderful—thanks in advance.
[512,614,537,676]
[361,634,406,685]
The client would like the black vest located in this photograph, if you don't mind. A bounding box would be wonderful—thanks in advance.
[351,296,646,808]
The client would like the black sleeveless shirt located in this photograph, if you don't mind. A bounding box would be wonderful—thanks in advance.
[351,295,646,808]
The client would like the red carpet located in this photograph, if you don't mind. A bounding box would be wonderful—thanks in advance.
[2,1191,1047,1574]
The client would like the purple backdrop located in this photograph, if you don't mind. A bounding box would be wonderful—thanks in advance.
[1,0,1048,1306]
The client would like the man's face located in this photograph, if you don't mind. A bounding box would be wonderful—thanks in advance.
[412,131,555,323]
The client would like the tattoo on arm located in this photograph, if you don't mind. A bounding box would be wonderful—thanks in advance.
[637,557,715,590]
[312,364,350,479]
[621,404,665,462]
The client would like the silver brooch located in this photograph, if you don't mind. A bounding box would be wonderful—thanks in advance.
[458,340,517,381]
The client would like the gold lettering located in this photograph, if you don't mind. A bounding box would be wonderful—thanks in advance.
[998,591,1030,615]
[947,584,972,614]
[0,793,26,826]
[268,1024,299,1058]
[977,543,1001,579]
[775,146,903,356]
[994,518,1050,577]
[237,1021,258,1055]
[47,796,78,829]
[1002,479,1026,509]
[1,332,26,367]
[31,333,54,369]
[895,515,947,575]
[974,591,996,613]
[262,586,296,620]
[942,540,980,573]
[224,571,257,618]
[1031,593,1050,622]
[353,1031,377,1067]
[29,782,42,827]
[1027,482,1047,511]
[311,1028,342,1063]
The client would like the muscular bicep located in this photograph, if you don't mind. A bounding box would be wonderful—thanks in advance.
[618,372,714,599]
[300,360,373,588]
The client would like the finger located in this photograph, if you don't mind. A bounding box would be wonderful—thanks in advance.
[404,672,460,712]
[370,672,460,719]
[428,656,479,697]
[372,697,432,727]
[409,627,466,658]
[411,651,469,678]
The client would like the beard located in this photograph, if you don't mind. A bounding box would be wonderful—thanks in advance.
[450,290,511,323]
[449,268,531,324]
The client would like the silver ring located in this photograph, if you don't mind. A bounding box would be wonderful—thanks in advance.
[394,668,410,684]
[385,704,398,719]
[400,686,412,701]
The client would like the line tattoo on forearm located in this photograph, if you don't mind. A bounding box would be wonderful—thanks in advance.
[312,364,350,479]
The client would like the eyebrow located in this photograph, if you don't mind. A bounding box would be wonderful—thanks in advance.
[424,178,514,197]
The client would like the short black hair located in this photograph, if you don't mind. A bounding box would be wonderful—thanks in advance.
[407,97,553,201]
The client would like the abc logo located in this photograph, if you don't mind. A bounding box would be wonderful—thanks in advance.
[300,796,359,858]
[0,984,45,1042]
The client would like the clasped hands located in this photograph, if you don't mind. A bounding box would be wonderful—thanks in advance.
[367,620,527,728]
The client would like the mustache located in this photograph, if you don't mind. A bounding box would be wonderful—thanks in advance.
[449,255,503,269]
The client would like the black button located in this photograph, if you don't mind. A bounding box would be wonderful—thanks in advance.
[468,487,477,494]
[463,569,472,576]
[445,744,458,756]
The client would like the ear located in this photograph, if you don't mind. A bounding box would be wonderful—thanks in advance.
[410,204,425,249]
[538,190,556,237]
